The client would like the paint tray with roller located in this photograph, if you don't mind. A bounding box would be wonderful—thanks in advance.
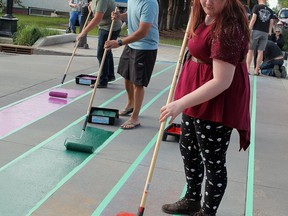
[64,7,118,154]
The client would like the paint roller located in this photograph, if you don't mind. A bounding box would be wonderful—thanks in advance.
[49,8,93,99]
[64,7,118,154]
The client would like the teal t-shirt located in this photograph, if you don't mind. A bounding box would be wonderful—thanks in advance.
[127,0,159,50]
[90,0,122,31]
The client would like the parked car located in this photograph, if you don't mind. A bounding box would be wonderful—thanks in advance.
[278,8,288,29]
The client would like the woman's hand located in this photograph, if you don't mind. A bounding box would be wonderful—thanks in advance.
[160,100,183,124]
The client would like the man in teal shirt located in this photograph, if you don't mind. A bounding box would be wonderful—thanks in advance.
[105,0,159,129]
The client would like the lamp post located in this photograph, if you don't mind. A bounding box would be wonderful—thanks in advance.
[0,0,18,37]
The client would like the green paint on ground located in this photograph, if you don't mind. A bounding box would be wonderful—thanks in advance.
[66,126,113,148]
[0,126,112,216]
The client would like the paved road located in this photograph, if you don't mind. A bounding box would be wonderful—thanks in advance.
[0,36,287,216]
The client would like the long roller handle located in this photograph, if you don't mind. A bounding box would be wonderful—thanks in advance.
[82,7,118,131]
[137,6,194,216]
[61,8,93,84]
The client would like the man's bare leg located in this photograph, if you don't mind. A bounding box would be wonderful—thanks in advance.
[121,84,144,129]
[255,50,264,75]
[246,49,253,73]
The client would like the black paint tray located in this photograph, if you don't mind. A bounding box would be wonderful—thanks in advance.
[75,74,97,85]
[88,107,119,125]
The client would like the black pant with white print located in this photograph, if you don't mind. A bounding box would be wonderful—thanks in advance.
[180,114,233,215]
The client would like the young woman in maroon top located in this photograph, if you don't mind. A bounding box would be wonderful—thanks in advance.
[161,0,251,215]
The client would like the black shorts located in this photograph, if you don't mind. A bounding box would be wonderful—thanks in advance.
[117,45,157,87]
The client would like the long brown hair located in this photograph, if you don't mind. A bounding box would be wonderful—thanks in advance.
[190,0,250,40]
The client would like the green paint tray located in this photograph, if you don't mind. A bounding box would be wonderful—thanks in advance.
[88,107,119,125]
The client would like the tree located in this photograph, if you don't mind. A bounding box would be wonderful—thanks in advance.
[278,0,288,8]
[158,0,191,31]
[0,0,23,13]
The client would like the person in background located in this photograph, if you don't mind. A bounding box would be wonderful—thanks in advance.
[270,27,285,50]
[77,0,122,88]
[104,0,159,129]
[160,0,250,215]
[246,0,274,75]
[68,0,84,33]
[77,0,89,48]
[260,40,286,78]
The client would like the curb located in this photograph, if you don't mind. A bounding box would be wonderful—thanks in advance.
[33,33,77,47]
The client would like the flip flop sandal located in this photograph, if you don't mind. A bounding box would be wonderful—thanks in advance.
[119,108,134,116]
[120,120,140,129]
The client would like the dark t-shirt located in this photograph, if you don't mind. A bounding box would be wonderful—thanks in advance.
[263,40,284,61]
[252,4,273,33]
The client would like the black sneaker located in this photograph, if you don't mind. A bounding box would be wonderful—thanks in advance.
[281,66,287,78]
[162,197,200,215]
[90,83,108,88]
[65,27,71,33]
[273,65,281,78]
[97,83,108,88]
[193,209,216,216]
[108,77,116,82]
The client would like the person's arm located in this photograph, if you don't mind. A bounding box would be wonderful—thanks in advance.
[277,35,285,49]
[159,60,236,123]
[77,11,104,40]
[69,0,78,8]
[249,13,257,30]
[104,21,152,49]
[118,12,128,22]
[268,18,274,35]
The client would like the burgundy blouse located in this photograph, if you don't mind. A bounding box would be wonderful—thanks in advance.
[174,22,251,151]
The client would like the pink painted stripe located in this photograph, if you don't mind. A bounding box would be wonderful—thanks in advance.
[0,89,85,137]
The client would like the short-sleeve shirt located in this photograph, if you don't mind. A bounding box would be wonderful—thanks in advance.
[252,4,273,33]
[263,40,284,61]
[127,0,159,50]
[91,0,122,31]
[174,22,251,150]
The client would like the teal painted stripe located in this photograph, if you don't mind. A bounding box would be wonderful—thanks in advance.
[92,85,171,215]
[245,76,257,216]
[25,67,175,215]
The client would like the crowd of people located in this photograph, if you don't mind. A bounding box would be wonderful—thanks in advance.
[246,0,286,78]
